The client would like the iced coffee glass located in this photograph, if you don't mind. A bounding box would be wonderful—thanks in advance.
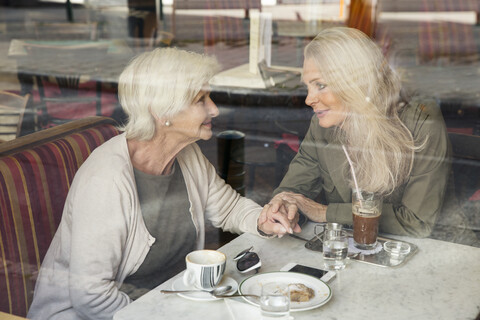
[352,190,383,250]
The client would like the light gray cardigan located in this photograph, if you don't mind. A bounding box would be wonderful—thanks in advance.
[28,133,262,320]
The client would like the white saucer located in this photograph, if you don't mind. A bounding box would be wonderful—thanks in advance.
[171,275,238,301]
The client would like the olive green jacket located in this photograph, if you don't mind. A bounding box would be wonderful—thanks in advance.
[274,99,450,238]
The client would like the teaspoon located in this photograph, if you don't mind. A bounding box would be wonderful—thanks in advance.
[212,293,260,299]
[161,285,232,296]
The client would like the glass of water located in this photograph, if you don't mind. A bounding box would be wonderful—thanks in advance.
[322,229,349,270]
[260,282,290,319]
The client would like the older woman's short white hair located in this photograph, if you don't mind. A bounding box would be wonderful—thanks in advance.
[118,47,220,140]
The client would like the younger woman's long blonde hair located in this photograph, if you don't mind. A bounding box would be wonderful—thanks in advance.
[305,27,418,195]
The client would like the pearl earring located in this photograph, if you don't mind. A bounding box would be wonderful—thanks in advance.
[365,96,371,103]
[165,120,171,127]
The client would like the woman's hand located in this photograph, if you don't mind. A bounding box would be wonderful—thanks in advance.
[271,192,327,223]
[257,202,301,237]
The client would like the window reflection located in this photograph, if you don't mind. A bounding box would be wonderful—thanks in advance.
[0,0,479,316]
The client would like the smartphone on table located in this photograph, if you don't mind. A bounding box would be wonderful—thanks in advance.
[280,263,336,283]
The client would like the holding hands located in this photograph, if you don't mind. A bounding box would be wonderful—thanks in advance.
[257,199,301,237]
[270,192,328,225]
[256,192,328,237]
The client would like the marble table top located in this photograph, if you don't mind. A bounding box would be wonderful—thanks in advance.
[115,222,480,320]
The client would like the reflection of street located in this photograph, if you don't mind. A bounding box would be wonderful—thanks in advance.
[3,4,478,100]
[1,1,480,203]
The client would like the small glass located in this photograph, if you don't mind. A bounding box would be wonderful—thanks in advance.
[260,282,290,319]
[383,241,411,259]
[322,230,348,270]
[352,190,383,250]
[322,229,349,270]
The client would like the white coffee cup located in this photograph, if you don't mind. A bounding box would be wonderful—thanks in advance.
[183,250,226,290]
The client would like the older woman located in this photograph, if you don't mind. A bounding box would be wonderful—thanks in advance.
[28,48,299,320]
[268,27,474,243]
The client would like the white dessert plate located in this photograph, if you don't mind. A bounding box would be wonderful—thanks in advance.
[171,275,238,301]
[238,271,332,312]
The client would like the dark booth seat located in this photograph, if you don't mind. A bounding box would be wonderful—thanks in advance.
[0,117,119,317]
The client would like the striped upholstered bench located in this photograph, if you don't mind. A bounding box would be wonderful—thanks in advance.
[0,116,119,317]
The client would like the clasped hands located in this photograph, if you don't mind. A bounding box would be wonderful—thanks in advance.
[257,191,328,237]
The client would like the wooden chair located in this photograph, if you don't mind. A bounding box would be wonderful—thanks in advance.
[23,42,113,128]
[0,117,119,317]
[0,91,31,142]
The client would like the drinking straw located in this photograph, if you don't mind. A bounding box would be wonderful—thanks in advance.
[342,145,364,206]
